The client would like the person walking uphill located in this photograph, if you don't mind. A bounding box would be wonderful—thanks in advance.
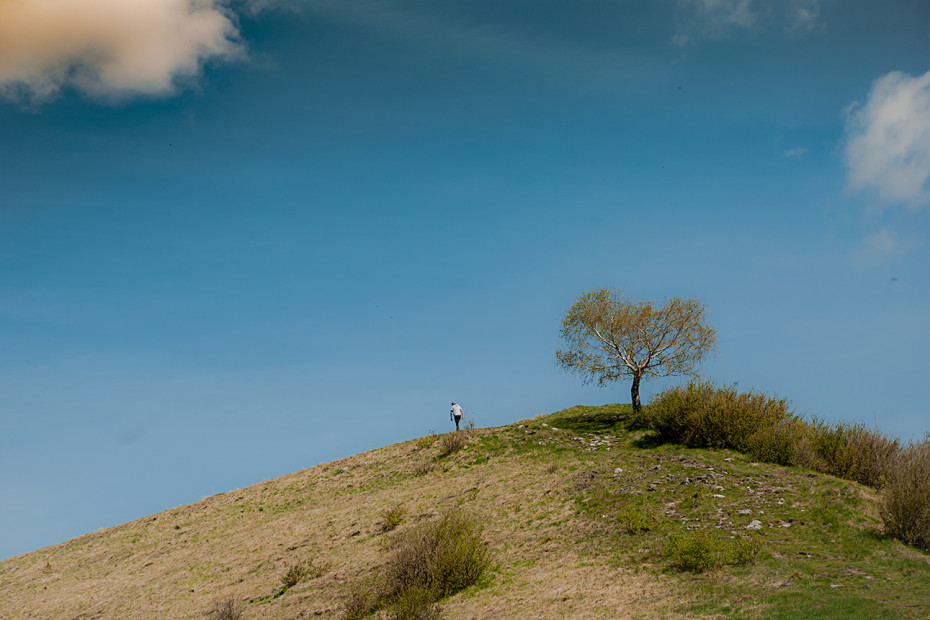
[450,402,464,431]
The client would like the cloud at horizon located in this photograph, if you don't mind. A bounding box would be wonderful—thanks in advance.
[843,70,930,210]
[0,0,244,105]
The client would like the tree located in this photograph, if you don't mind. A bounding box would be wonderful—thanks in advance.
[555,288,717,414]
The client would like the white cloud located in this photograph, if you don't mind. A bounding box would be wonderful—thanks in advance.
[843,70,930,209]
[784,147,808,158]
[0,0,244,105]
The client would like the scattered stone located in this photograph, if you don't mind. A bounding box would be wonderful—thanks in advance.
[712,494,725,498]
[651,465,662,470]
[614,468,623,474]
[746,520,763,530]
[737,509,752,515]
[723,457,734,462]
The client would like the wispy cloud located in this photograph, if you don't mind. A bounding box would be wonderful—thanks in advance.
[0,0,244,105]
[786,0,821,35]
[784,147,808,158]
[303,0,652,89]
[674,0,821,45]
[843,70,930,209]
[852,227,914,266]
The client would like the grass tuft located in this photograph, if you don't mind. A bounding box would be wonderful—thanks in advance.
[380,504,407,533]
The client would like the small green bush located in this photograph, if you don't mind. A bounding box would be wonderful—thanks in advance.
[380,504,407,533]
[415,432,437,450]
[616,505,655,534]
[343,510,490,619]
[727,535,762,566]
[384,509,491,598]
[880,441,930,550]
[664,529,721,573]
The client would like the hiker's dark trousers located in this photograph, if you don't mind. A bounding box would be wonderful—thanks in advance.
[454,415,462,430]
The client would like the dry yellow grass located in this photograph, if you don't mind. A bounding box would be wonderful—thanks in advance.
[0,426,686,619]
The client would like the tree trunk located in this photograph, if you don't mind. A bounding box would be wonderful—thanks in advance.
[631,374,642,414]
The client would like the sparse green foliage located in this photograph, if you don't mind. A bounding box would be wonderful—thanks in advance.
[380,504,407,533]
[880,441,930,550]
[207,596,244,620]
[556,288,716,413]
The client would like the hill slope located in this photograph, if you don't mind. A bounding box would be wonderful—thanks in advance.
[2,405,928,619]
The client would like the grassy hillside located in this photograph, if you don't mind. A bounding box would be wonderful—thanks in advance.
[2,405,928,619]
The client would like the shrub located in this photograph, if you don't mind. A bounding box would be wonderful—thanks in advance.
[280,559,318,589]
[746,417,809,466]
[414,461,436,476]
[728,535,762,566]
[387,586,443,620]
[380,504,407,533]
[805,420,897,487]
[383,509,491,599]
[664,529,720,573]
[438,432,466,457]
[645,381,794,452]
[207,596,244,620]
[880,441,930,550]
[616,505,655,534]
[343,510,490,619]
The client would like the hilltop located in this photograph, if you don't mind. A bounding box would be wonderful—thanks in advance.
[1,405,928,618]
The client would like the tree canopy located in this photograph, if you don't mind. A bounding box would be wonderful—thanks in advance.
[555,288,717,413]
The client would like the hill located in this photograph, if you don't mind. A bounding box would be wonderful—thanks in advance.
[1,405,928,618]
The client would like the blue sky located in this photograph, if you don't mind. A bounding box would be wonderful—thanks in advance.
[1,0,928,560]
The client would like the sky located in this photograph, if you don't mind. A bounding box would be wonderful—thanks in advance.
[1,0,928,561]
